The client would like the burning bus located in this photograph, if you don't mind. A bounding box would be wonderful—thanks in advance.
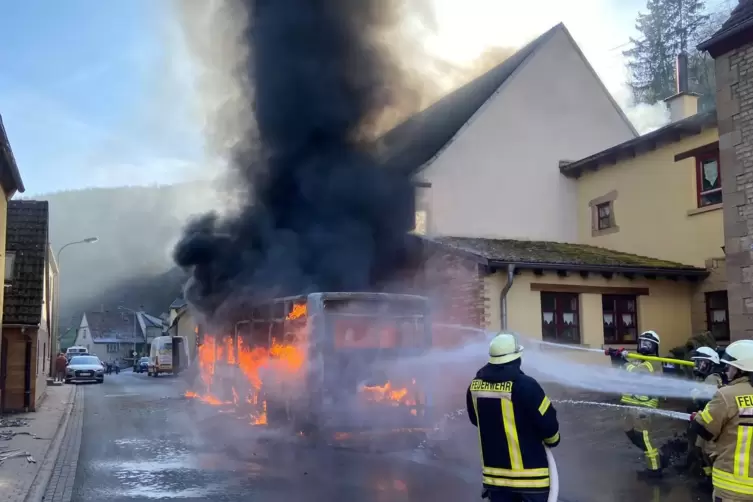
[187,292,433,440]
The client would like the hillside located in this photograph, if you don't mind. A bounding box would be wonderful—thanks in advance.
[30,181,218,328]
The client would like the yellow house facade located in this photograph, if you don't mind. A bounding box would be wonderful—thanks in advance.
[561,100,726,352]
[431,236,707,356]
[425,93,724,356]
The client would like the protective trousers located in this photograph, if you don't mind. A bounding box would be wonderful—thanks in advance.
[624,410,662,471]
[487,490,549,502]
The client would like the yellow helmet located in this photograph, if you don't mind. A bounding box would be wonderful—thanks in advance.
[489,332,524,365]
[721,340,753,372]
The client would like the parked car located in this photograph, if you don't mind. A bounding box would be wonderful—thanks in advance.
[65,355,105,384]
[136,357,150,373]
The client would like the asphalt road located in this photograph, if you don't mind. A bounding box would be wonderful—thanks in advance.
[69,371,710,501]
[70,371,477,501]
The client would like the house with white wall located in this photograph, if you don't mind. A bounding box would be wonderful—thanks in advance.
[380,22,638,243]
[73,309,162,365]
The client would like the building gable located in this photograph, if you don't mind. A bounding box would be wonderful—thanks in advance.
[416,26,637,242]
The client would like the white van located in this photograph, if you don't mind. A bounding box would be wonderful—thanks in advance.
[65,346,88,361]
[148,336,189,376]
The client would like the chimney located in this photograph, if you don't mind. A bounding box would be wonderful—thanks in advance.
[663,53,700,122]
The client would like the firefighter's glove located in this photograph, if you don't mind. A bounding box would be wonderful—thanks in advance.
[689,411,698,422]
[481,488,490,499]
[605,347,628,361]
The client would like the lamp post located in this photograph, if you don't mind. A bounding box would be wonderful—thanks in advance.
[56,237,98,265]
[54,237,98,373]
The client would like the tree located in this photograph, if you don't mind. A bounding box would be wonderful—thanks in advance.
[624,0,713,106]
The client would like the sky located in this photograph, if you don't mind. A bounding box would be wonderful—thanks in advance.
[0,0,737,197]
[0,0,205,196]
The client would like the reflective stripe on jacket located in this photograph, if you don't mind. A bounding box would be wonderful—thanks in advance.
[620,360,659,408]
[466,363,560,491]
[692,377,753,500]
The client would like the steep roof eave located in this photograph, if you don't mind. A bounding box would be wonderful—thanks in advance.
[0,115,26,194]
[557,25,639,138]
[377,23,562,176]
[413,24,562,175]
[560,109,718,177]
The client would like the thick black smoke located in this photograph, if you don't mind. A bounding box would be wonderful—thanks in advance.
[174,0,417,319]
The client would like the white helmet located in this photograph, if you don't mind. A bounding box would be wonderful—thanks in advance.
[489,332,523,365]
[637,330,660,355]
[721,340,753,372]
[692,346,721,365]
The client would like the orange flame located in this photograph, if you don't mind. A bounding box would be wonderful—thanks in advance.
[185,320,307,426]
[362,381,415,406]
[286,303,307,320]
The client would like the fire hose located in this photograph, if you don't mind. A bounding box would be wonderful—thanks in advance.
[603,347,695,367]
[545,447,559,502]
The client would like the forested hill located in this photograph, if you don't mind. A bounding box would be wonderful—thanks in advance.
[29,181,217,329]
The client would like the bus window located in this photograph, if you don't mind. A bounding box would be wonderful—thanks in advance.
[333,318,399,349]
[270,320,284,344]
[251,321,271,347]
[396,319,425,347]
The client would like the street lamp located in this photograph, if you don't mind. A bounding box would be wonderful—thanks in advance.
[53,237,99,375]
[56,237,98,264]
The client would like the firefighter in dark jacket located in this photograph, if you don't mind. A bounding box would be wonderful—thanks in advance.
[466,332,560,502]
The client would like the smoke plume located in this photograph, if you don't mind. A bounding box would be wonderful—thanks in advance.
[174,0,418,319]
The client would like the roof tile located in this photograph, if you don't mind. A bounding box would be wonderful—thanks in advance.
[433,236,707,274]
[4,200,49,325]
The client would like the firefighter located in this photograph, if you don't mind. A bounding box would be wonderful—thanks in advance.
[466,332,560,502]
[691,346,727,407]
[608,330,666,478]
[690,339,753,501]
[688,346,728,485]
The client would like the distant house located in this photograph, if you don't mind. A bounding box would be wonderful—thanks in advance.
[167,297,198,361]
[379,22,637,243]
[73,309,162,364]
[0,200,57,413]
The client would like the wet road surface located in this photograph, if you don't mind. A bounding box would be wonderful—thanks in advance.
[71,371,476,501]
[71,372,711,501]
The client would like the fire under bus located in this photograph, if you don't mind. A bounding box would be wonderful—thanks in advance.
[193,292,433,446]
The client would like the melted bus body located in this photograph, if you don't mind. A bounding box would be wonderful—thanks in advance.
[232,292,432,434]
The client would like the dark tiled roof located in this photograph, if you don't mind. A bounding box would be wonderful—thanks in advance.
[560,110,717,178]
[0,115,25,194]
[432,236,708,276]
[169,297,187,310]
[698,0,753,57]
[4,200,49,325]
[377,24,561,175]
[85,310,143,342]
[141,312,163,328]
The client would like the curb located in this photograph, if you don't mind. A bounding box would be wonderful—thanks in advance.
[24,385,78,502]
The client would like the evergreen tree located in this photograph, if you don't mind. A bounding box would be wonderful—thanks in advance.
[624,0,712,105]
